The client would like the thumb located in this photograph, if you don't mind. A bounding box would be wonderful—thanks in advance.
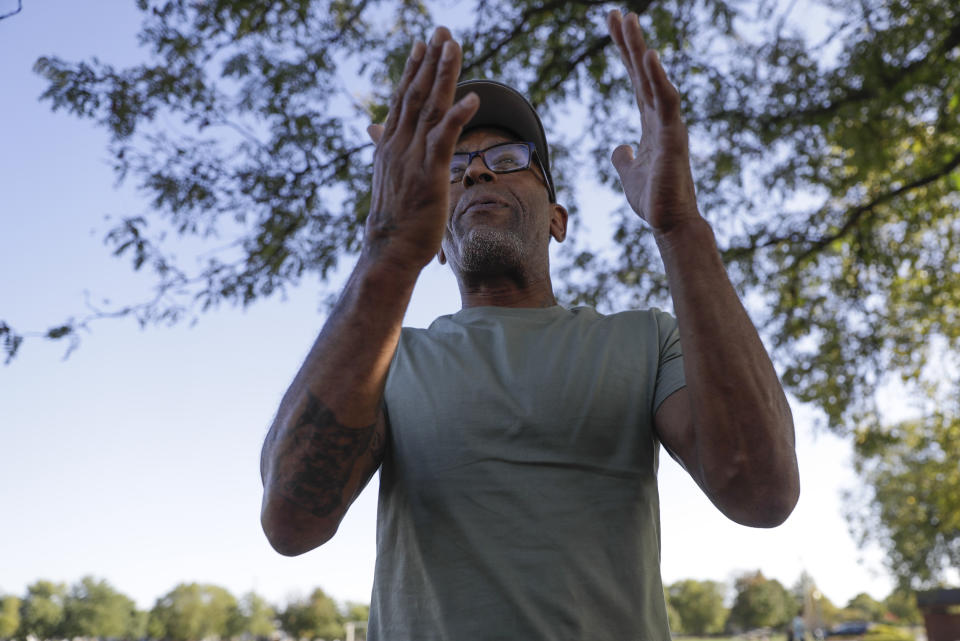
[367,123,385,145]
[610,144,634,176]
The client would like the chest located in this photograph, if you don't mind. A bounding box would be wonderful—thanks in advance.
[384,324,660,482]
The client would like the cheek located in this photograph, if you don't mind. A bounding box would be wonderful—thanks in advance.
[448,188,462,218]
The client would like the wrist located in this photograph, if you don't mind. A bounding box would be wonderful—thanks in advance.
[653,215,715,253]
[355,244,425,289]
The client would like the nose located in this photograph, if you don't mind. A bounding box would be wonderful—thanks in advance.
[463,153,496,188]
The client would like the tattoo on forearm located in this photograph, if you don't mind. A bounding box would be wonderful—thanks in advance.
[273,392,376,518]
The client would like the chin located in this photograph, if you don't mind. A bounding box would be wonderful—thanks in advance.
[454,227,526,274]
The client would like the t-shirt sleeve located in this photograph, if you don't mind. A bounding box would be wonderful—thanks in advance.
[652,310,686,413]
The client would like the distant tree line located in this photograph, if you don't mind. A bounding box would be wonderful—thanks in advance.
[0,577,367,641]
[0,572,924,640]
[664,570,923,636]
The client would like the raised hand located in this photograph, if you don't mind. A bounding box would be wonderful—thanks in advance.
[364,27,479,270]
[607,10,700,234]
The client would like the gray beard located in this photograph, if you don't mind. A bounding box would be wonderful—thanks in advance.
[453,226,526,275]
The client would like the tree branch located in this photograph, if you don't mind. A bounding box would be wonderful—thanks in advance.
[0,0,21,21]
[460,0,615,77]
[790,149,960,266]
[708,16,960,130]
[535,34,613,100]
[724,149,960,265]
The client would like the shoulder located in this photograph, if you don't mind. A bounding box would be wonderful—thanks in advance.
[572,306,678,338]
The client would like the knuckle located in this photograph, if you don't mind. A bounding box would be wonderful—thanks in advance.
[404,85,425,106]
[420,103,445,125]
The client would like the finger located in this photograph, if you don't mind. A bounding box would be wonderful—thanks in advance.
[367,123,385,144]
[610,143,635,177]
[607,9,625,49]
[397,27,453,135]
[424,92,480,166]
[644,50,681,122]
[607,10,636,83]
[382,41,426,138]
[608,10,654,112]
[623,12,655,107]
[416,38,463,135]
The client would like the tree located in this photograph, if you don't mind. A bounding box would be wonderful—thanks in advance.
[19,581,66,641]
[237,591,277,638]
[728,571,795,632]
[148,583,241,641]
[342,601,369,623]
[663,587,682,634]
[667,579,728,636]
[847,410,960,588]
[883,588,921,626]
[0,596,21,639]
[130,609,150,640]
[61,576,140,639]
[791,571,840,630]
[280,588,343,641]
[845,593,887,623]
[6,0,959,438]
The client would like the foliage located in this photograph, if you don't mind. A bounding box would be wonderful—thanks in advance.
[18,581,66,641]
[61,576,140,639]
[343,601,369,623]
[280,587,344,641]
[667,579,728,635]
[237,591,277,638]
[0,596,21,639]
[130,608,150,640]
[664,586,683,633]
[815,597,844,628]
[1,578,378,641]
[882,588,922,625]
[148,583,241,641]
[728,571,795,632]
[791,571,842,628]
[844,593,887,623]
[847,410,960,588]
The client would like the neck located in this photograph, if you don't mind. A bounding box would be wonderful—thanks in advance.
[456,272,558,309]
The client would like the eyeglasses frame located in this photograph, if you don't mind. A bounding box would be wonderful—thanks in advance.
[449,141,551,196]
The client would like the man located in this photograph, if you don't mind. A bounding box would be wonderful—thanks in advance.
[259,10,800,640]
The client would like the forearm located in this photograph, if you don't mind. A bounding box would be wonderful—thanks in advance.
[657,216,798,519]
[260,251,420,553]
[279,252,419,426]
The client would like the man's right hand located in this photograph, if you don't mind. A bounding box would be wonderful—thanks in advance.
[364,27,479,271]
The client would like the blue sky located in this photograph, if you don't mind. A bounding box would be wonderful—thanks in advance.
[0,0,903,611]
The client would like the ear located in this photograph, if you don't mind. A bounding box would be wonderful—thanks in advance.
[437,246,447,264]
[549,203,568,243]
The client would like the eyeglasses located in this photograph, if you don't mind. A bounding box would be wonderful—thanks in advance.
[449,141,546,184]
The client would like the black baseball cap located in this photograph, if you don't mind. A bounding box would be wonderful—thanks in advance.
[454,80,557,203]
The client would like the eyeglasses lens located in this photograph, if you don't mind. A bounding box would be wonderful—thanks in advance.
[450,143,531,183]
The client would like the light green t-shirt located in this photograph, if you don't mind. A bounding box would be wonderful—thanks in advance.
[370,305,686,641]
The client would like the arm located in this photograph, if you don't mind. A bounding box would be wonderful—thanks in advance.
[653,222,799,527]
[607,10,799,526]
[259,28,480,555]
[259,257,415,556]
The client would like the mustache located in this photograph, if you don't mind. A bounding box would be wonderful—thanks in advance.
[453,189,517,217]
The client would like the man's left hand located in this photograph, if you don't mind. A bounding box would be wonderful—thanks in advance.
[607,10,700,235]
